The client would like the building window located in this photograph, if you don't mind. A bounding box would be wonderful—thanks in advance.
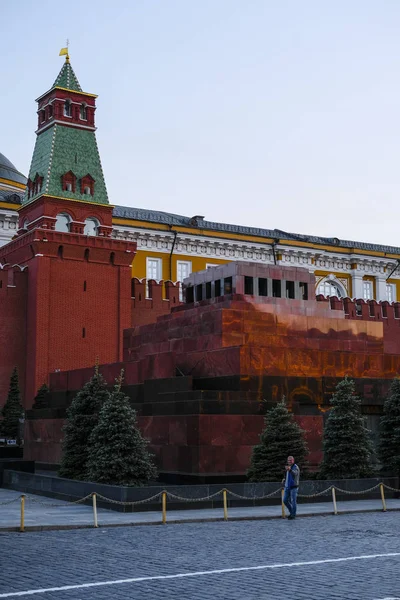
[363,281,373,301]
[146,257,162,281]
[146,257,162,297]
[80,174,95,196]
[317,279,344,298]
[84,218,98,236]
[61,171,77,193]
[80,104,87,120]
[177,261,192,301]
[40,110,46,123]
[55,213,71,232]
[64,100,71,117]
[48,104,53,119]
[386,284,396,303]
[206,263,218,269]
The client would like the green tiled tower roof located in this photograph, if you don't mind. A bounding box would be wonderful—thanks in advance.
[23,59,108,206]
[52,60,82,92]
[24,125,108,205]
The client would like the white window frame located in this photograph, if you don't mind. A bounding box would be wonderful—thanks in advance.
[146,257,162,297]
[177,260,192,301]
[316,279,344,298]
[362,280,373,301]
[386,283,396,303]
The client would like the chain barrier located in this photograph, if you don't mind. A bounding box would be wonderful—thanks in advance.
[24,493,93,508]
[333,484,381,495]
[298,486,333,499]
[1,480,399,531]
[227,488,282,501]
[383,483,400,492]
[166,490,223,502]
[0,496,21,506]
[95,491,163,506]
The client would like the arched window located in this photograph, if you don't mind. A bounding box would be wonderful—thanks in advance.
[48,104,53,119]
[55,213,71,232]
[23,219,29,230]
[64,100,71,117]
[80,103,87,120]
[317,278,345,298]
[40,110,46,123]
[84,218,98,236]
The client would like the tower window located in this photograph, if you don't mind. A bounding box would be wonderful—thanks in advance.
[80,104,87,120]
[80,174,95,196]
[64,100,71,117]
[55,213,71,232]
[40,110,46,123]
[84,218,98,236]
[33,174,43,195]
[48,104,53,118]
[61,170,77,193]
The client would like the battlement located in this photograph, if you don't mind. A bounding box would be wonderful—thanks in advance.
[317,294,400,321]
[131,278,182,326]
[0,263,28,293]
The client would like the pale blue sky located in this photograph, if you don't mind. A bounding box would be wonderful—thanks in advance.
[2,1,400,245]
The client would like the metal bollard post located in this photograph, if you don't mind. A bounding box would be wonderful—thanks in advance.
[331,487,338,515]
[281,489,285,518]
[92,493,98,528]
[20,495,25,533]
[223,489,228,521]
[380,483,387,512]
[162,491,167,525]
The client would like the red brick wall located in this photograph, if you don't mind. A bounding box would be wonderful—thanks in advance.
[0,267,27,405]
[0,223,136,408]
[131,278,181,327]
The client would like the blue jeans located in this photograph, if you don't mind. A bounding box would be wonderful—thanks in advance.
[283,487,298,517]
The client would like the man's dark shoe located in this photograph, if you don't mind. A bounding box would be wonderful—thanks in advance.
[288,515,295,520]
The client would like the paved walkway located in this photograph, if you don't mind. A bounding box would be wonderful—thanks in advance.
[0,488,399,531]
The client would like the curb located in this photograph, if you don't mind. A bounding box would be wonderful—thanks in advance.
[1,506,399,533]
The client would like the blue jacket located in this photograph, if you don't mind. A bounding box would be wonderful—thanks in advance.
[284,464,300,489]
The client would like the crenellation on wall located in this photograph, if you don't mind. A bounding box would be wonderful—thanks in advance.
[131,278,181,327]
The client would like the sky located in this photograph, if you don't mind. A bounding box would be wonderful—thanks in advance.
[2,1,400,246]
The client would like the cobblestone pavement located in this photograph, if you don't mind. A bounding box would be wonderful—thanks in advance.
[0,512,399,599]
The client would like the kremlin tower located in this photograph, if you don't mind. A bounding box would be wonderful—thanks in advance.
[0,53,137,407]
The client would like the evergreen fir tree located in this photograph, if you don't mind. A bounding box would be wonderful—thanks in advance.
[319,377,374,479]
[378,378,400,477]
[86,370,157,485]
[32,384,50,409]
[58,364,108,480]
[1,367,24,443]
[247,398,309,482]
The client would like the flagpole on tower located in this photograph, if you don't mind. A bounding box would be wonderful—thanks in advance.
[59,39,70,63]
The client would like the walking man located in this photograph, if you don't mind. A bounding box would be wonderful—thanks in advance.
[283,455,300,520]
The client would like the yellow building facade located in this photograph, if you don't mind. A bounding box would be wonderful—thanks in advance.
[2,150,400,302]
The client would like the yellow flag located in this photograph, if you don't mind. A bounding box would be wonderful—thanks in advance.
[59,47,68,56]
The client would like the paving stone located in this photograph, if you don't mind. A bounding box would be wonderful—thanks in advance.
[0,501,399,599]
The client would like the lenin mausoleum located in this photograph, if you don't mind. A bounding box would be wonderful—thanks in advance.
[1,54,400,481]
